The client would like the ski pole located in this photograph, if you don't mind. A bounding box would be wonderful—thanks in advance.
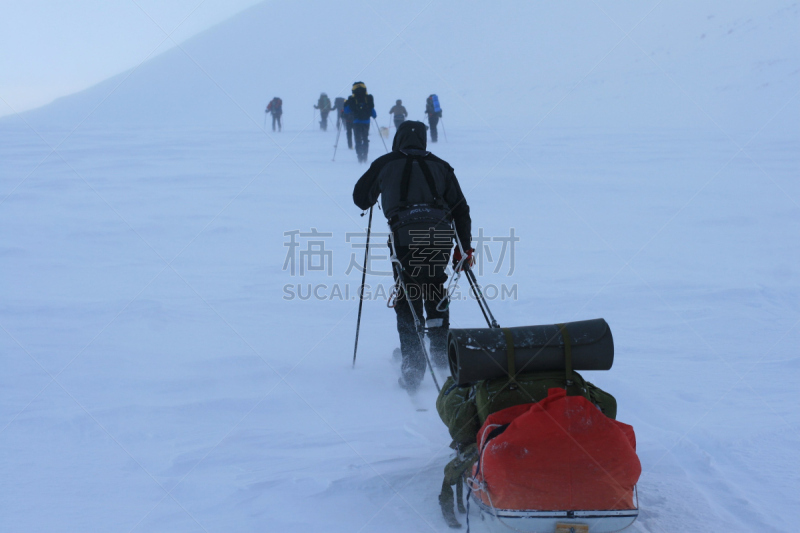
[464,267,498,328]
[332,122,342,161]
[352,206,373,368]
[440,117,448,142]
[372,118,389,153]
[454,228,499,328]
[263,111,267,129]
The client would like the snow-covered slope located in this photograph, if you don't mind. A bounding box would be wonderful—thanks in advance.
[1,1,798,532]
[9,0,799,139]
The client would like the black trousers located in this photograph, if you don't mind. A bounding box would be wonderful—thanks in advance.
[353,122,370,162]
[392,243,451,386]
[337,114,354,148]
[272,113,282,132]
[393,115,405,129]
[428,115,439,142]
[320,110,329,131]
[346,121,354,148]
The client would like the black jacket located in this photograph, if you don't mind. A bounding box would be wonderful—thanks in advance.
[352,121,471,247]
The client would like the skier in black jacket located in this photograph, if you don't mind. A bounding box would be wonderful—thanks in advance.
[332,96,353,149]
[353,121,473,391]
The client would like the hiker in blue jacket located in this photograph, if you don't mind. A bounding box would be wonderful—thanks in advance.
[343,81,377,163]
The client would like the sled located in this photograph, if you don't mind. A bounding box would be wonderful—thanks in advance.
[432,227,642,533]
[469,486,639,533]
[461,389,641,533]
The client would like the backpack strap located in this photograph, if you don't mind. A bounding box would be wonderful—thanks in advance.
[399,154,444,205]
[416,158,445,207]
[392,153,451,228]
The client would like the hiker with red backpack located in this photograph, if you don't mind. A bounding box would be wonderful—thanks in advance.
[266,97,283,132]
[425,94,442,143]
[343,81,377,163]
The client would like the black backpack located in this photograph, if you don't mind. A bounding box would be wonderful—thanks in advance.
[388,153,453,246]
[351,94,374,121]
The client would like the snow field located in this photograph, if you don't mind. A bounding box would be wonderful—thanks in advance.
[1,0,799,530]
[1,117,798,531]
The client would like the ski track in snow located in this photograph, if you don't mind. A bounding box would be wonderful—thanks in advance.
[1,121,797,532]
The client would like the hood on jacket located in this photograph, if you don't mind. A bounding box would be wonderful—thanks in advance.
[392,120,427,151]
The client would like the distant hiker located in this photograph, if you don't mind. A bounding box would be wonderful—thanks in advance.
[344,81,376,163]
[352,121,473,391]
[332,97,353,149]
[266,97,283,132]
[425,94,442,143]
[389,99,407,129]
[332,97,344,126]
[314,92,331,131]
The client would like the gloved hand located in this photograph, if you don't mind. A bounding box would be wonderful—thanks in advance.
[452,247,475,272]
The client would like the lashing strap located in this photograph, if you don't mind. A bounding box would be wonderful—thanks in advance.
[556,323,576,391]
[482,423,509,450]
[439,443,478,529]
[501,328,516,382]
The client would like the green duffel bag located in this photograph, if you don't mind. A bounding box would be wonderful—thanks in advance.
[475,370,617,423]
[585,378,618,420]
[436,376,481,448]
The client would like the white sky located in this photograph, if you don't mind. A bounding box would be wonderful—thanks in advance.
[0,0,263,117]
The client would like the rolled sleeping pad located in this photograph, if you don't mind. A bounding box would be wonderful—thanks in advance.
[448,318,613,386]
